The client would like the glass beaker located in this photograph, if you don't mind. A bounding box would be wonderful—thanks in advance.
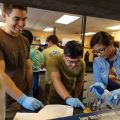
[86,90,100,111]
[86,90,111,111]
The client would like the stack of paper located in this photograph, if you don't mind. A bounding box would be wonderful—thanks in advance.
[38,104,73,119]
[13,113,39,120]
[13,104,73,120]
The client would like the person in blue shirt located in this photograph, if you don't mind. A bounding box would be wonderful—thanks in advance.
[90,31,120,107]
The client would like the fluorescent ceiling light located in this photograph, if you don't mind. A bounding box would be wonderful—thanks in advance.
[85,32,96,36]
[43,27,53,32]
[56,15,80,24]
[0,22,5,27]
[106,25,120,30]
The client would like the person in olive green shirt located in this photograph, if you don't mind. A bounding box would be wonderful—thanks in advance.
[43,35,63,103]
[46,40,85,109]
[43,35,63,85]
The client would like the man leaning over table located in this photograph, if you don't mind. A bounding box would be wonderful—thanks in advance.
[46,40,85,109]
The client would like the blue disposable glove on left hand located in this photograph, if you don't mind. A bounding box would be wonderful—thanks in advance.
[66,96,85,109]
[17,94,44,111]
[107,89,120,107]
[90,82,105,99]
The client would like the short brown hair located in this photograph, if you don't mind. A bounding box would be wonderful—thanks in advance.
[3,1,27,14]
[46,35,59,45]
[64,40,83,58]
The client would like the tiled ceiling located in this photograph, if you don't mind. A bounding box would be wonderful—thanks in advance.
[0,2,120,34]
[26,7,120,34]
[1,0,120,20]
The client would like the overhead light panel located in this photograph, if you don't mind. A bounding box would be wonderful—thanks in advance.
[106,25,120,30]
[43,27,53,32]
[85,32,96,36]
[0,22,5,27]
[56,15,80,24]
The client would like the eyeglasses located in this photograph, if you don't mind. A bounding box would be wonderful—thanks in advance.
[65,56,81,65]
[92,46,107,55]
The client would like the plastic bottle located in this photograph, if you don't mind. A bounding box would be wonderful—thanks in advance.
[0,79,5,120]
[101,89,111,103]
[93,87,111,110]
[94,86,111,101]
[87,90,100,111]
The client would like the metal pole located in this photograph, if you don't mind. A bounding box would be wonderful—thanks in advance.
[81,15,86,47]
[80,15,87,58]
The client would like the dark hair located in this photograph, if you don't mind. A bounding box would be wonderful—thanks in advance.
[64,40,83,58]
[3,1,27,14]
[22,30,33,44]
[113,41,120,48]
[46,35,59,45]
[38,45,43,52]
[90,31,114,48]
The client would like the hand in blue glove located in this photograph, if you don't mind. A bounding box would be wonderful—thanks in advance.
[17,94,44,111]
[107,89,120,107]
[66,96,85,109]
[90,82,105,99]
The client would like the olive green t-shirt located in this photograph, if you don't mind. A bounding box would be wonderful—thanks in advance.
[43,45,63,84]
[0,29,30,106]
[46,54,84,104]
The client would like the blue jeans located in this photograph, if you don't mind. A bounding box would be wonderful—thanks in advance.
[32,72,40,97]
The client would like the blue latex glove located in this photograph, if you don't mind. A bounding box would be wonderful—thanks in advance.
[66,96,85,109]
[90,82,105,99]
[17,94,44,111]
[107,89,120,107]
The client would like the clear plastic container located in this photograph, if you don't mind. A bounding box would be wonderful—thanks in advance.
[100,89,112,110]
[0,79,5,120]
[104,90,120,109]
[86,90,100,111]
[88,89,112,111]
[101,89,111,103]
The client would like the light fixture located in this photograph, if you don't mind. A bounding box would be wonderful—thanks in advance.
[43,27,53,32]
[56,15,80,24]
[106,25,120,30]
[0,22,5,27]
[85,32,96,36]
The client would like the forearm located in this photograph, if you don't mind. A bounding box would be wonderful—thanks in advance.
[26,68,33,91]
[26,59,33,91]
[75,82,83,97]
[74,61,85,98]
[0,71,23,100]
[75,81,83,98]
[51,72,70,100]
[54,80,70,100]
